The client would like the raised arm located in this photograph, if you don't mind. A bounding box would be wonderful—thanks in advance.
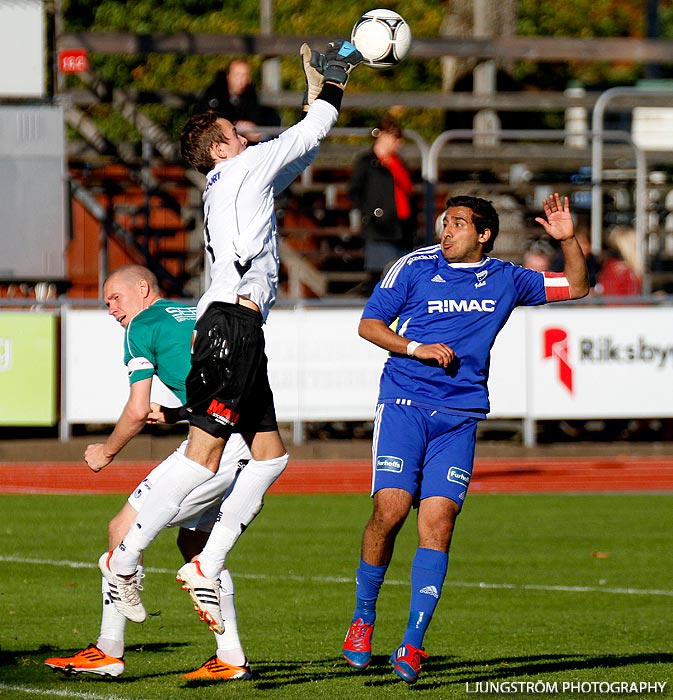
[535,193,590,300]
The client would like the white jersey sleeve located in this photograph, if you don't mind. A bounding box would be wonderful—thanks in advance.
[197,99,338,320]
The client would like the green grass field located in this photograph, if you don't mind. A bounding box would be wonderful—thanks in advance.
[2,492,673,700]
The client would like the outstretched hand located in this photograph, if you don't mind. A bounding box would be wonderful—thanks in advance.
[300,43,325,107]
[323,40,364,87]
[535,193,574,242]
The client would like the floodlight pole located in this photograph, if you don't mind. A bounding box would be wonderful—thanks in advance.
[260,0,280,93]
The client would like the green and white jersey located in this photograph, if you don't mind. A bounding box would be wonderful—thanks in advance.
[123,299,197,404]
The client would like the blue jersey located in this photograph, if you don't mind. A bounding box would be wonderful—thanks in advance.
[362,245,549,416]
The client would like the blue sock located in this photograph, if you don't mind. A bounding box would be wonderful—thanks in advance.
[352,558,388,624]
[402,547,448,649]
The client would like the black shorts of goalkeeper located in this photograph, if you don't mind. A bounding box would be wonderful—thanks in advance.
[184,301,278,439]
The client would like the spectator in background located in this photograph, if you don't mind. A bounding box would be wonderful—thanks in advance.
[551,228,600,290]
[523,241,554,272]
[349,114,418,292]
[596,226,642,296]
[195,59,280,143]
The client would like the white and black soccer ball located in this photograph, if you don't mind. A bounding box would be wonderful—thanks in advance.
[350,8,412,70]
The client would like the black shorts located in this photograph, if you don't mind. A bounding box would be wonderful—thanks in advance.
[184,302,278,439]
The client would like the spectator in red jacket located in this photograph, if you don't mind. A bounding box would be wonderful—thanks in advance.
[596,226,642,296]
[349,114,418,292]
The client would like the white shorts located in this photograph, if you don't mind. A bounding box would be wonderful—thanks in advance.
[127,434,251,532]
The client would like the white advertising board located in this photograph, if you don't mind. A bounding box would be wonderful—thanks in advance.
[61,305,673,428]
[63,309,185,424]
[0,0,44,98]
[486,308,527,417]
[64,309,127,424]
[265,308,383,421]
[262,308,301,420]
[266,306,526,421]
[528,306,673,419]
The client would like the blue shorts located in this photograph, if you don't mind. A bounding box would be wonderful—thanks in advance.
[371,402,479,509]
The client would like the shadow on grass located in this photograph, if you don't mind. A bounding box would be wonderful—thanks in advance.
[363,652,673,690]
[238,652,673,690]
[7,647,673,689]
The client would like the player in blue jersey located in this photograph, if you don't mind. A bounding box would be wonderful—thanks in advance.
[342,193,589,684]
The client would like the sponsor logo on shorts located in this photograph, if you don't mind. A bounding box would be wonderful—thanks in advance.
[207,399,240,426]
[447,466,471,486]
[376,455,403,473]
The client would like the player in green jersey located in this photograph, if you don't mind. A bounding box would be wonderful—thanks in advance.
[46,265,254,680]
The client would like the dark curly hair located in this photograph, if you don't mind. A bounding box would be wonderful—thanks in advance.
[445,196,499,254]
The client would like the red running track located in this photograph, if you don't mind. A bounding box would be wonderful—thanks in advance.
[1,456,673,495]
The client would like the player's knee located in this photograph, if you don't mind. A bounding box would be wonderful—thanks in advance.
[371,488,412,528]
[418,498,460,549]
[370,501,409,534]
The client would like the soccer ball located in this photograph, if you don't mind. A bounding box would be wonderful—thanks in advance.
[350,8,412,70]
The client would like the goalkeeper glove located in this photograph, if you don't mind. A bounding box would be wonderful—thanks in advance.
[323,40,363,88]
[300,43,325,107]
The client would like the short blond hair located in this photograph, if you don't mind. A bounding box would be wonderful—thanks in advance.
[106,265,160,293]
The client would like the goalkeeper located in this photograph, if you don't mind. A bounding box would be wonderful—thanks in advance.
[97,41,364,638]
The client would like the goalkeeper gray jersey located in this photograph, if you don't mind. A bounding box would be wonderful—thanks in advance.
[197,98,338,321]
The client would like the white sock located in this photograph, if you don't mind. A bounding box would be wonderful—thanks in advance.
[215,568,246,666]
[112,451,214,575]
[97,575,127,659]
[198,454,288,579]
